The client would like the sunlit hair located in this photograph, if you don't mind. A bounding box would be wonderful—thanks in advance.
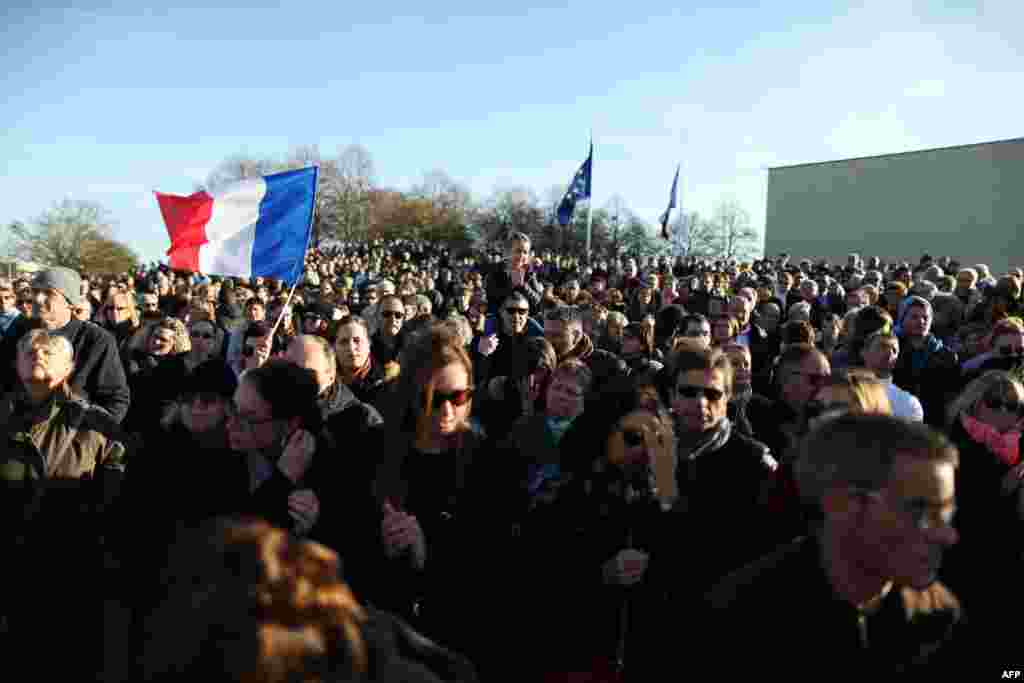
[985,316,1024,352]
[141,517,368,682]
[17,329,74,393]
[105,291,139,327]
[506,231,531,250]
[151,317,191,354]
[395,324,474,449]
[946,370,1024,429]
[816,370,892,416]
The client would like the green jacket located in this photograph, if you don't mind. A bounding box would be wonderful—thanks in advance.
[0,386,127,538]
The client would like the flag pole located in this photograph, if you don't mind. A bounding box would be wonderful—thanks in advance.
[586,132,593,264]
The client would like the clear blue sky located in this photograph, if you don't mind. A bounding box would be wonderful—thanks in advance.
[3,0,1022,264]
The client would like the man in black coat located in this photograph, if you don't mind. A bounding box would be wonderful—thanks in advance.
[701,414,964,675]
[484,232,543,317]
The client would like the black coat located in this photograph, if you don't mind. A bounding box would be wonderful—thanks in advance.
[520,458,687,678]
[892,335,960,427]
[674,427,780,589]
[701,535,964,675]
[940,420,1024,628]
[367,427,520,679]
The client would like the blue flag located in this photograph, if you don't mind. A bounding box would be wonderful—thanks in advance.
[659,164,680,239]
[557,142,593,227]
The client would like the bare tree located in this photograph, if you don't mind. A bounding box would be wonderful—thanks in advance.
[202,154,276,193]
[711,199,760,261]
[327,144,376,242]
[604,194,629,255]
[671,210,719,259]
[4,199,138,273]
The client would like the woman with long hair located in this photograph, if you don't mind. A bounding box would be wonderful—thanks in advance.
[525,382,681,681]
[371,324,514,678]
[942,370,1024,633]
[621,318,663,371]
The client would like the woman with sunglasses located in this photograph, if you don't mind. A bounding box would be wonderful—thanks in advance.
[621,318,664,372]
[522,382,680,681]
[370,324,513,679]
[942,370,1024,633]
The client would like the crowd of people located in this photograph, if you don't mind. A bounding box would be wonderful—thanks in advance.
[1,233,1023,680]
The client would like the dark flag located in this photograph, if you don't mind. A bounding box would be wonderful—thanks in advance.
[557,142,593,226]
[659,164,680,240]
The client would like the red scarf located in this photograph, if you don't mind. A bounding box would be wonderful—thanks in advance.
[961,413,1021,466]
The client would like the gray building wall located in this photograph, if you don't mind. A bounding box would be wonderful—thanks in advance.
[765,138,1024,274]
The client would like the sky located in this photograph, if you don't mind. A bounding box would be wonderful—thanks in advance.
[3,0,1023,265]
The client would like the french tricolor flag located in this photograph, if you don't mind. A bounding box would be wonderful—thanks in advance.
[156,166,318,285]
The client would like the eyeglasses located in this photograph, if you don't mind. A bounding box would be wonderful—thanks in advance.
[382,310,404,320]
[984,396,1024,418]
[675,385,725,402]
[504,307,529,316]
[682,328,711,337]
[429,387,474,409]
[191,331,215,340]
[852,489,956,530]
[226,401,276,431]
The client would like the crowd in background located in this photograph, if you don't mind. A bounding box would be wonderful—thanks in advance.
[1,234,1023,680]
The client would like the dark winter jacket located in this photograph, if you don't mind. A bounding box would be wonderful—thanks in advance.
[701,535,964,676]
[893,334,959,426]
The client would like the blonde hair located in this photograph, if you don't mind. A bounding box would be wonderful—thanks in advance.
[946,370,1024,429]
[823,370,893,416]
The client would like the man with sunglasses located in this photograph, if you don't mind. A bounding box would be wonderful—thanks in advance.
[473,292,544,387]
[702,414,964,675]
[669,348,778,592]
[371,295,406,366]
[746,344,831,463]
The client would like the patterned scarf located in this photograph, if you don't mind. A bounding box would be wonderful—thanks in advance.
[961,413,1021,466]
[342,355,372,387]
